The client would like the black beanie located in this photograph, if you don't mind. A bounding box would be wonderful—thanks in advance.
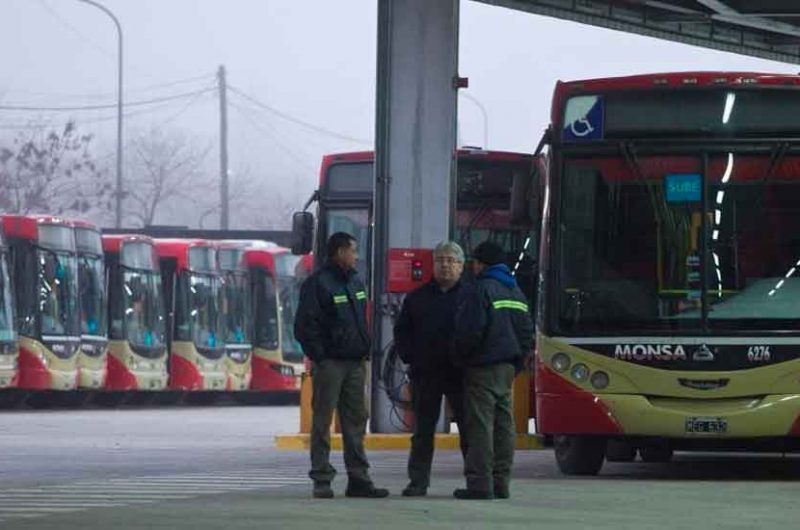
[472,241,505,266]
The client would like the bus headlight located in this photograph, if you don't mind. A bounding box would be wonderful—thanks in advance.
[38,353,49,368]
[590,371,610,390]
[570,363,590,382]
[551,352,571,373]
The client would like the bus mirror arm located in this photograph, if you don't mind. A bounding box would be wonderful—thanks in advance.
[533,127,551,157]
[302,190,319,212]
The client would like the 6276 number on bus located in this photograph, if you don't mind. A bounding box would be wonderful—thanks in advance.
[747,346,771,362]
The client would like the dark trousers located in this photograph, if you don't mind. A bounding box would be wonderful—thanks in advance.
[463,363,516,494]
[407,368,467,488]
[309,359,371,485]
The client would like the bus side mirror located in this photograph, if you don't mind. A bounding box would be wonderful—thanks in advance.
[291,211,314,255]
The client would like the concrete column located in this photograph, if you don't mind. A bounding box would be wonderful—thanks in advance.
[372,0,460,433]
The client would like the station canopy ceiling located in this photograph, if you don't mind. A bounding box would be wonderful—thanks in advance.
[477,0,800,64]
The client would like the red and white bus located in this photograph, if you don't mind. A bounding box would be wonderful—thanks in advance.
[297,149,539,288]
[0,226,18,389]
[537,71,800,474]
[292,149,542,427]
[155,239,226,391]
[73,220,108,389]
[102,235,168,391]
[218,242,253,391]
[245,246,303,393]
[2,215,81,390]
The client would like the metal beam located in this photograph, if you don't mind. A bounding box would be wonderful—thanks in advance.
[474,0,800,64]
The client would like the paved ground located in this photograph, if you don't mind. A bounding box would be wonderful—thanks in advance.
[1,405,799,529]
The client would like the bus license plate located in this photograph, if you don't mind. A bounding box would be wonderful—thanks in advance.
[685,417,727,434]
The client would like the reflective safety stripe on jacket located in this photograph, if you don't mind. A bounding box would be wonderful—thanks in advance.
[492,300,529,312]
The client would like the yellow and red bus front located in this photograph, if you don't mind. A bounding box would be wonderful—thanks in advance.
[538,72,800,464]
[103,235,169,391]
[246,248,302,393]
[538,335,800,440]
[156,239,227,392]
[74,222,109,389]
[0,228,18,389]
[2,215,81,390]
[218,244,252,391]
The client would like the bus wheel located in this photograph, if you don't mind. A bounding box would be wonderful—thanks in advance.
[554,435,605,475]
[639,444,673,463]
[605,439,637,462]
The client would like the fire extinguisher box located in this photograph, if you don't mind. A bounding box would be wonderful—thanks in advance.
[387,248,433,293]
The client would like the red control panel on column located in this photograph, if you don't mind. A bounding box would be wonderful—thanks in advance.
[387,248,433,293]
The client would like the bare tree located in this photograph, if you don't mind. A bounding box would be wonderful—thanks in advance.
[124,127,211,227]
[238,180,307,230]
[0,121,111,218]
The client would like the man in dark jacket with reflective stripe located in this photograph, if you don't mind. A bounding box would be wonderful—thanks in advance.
[294,232,389,500]
[394,241,470,497]
[453,241,534,500]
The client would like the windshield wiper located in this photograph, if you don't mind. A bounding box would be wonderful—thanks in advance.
[761,142,789,184]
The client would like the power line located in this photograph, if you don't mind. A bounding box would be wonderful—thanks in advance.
[0,87,215,112]
[0,88,214,130]
[2,73,216,101]
[227,85,371,146]
[230,101,319,169]
[149,83,216,130]
[229,100,316,176]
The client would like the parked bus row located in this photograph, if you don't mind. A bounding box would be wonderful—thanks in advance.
[0,215,306,405]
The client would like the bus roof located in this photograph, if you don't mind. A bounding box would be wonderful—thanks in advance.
[0,214,72,241]
[153,238,215,272]
[69,218,100,231]
[101,233,155,254]
[552,71,800,125]
[243,246,290,275]
[319,149,534,185]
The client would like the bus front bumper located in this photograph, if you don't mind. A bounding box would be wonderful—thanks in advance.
[598,393,800,438]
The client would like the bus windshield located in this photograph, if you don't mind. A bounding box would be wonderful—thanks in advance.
[455,158,538,302]
[326,208,369,280]
[79,254,107,338]
[37,248,79,337]
[222,270,251,357]
[185,273,223,355]
[278,276,303,363]
[254,270,279,350]
[554,148,800,334]
[0,251,16,343]
[121,268,166,353]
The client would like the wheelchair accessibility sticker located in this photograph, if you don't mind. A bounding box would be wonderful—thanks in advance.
[563,95,604,141]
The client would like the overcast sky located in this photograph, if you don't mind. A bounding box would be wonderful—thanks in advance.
[2,0,797,227]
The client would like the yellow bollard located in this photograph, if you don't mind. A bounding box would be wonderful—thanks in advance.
[299,369,341,434]
[512,370,531,434]
[300,371,313,433]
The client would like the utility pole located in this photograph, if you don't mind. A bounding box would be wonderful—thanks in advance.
[218,65,229,229]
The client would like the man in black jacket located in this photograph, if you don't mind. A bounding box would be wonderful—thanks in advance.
[453,241,534,500]
[394,241,470,497]
[294,232,389,499]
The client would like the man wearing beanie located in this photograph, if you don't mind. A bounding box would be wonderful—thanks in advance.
[453,241,534,500]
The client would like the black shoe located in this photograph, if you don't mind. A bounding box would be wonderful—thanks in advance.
[453,488,493,500]
[346,482,390,498]
[313,482,334,499]
[494,485,510,499]
[401,484,428,497]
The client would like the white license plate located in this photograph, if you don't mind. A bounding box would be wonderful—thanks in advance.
[685,417,728,434]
